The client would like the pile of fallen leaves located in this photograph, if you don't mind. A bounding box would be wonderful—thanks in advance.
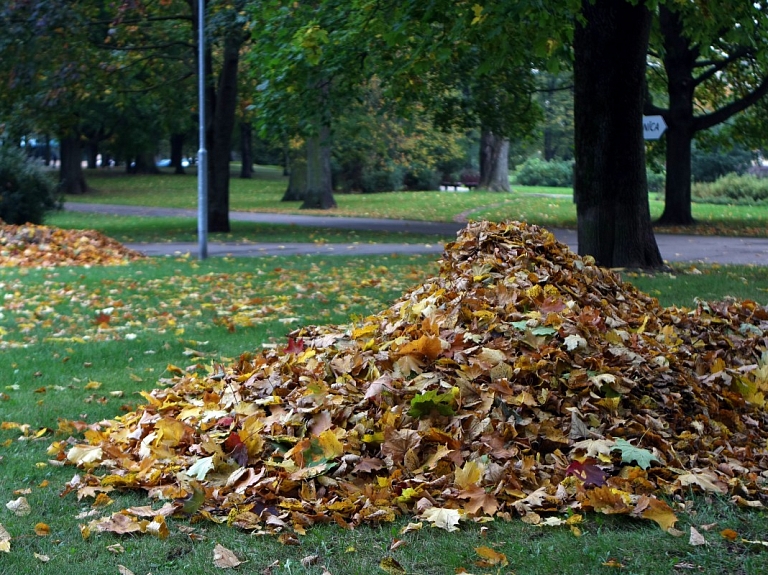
[0,222,144,267]
[55,220,768,539]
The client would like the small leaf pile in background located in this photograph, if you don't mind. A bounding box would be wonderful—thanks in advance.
[0,223,144,267]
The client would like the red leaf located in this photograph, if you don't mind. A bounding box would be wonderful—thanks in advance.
[224,432,248,466]
[216,416,235,428]
[566,459,607,486]
[223,432,243,452]
[94,312,111,326]
[284,337,305,354]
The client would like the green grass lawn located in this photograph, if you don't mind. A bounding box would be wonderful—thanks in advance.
[56,167,768,238]
[2,254,768,575]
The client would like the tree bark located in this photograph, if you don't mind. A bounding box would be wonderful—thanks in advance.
[170,133,186,174]
[573,0,663,269]
[59,135,88,195]
[207,33,241,233]
[301,124,336,209]
[657,5,696,225]
[133,152,160,174]
[240,122,253,179]
[479,130,510,192]
[282,144,307,201]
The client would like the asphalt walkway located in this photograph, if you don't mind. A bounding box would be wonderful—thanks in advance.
[64,202,768,265]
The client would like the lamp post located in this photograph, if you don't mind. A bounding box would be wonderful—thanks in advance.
[197,0,208,260]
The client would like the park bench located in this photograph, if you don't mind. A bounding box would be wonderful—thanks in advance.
[441,171,480,190]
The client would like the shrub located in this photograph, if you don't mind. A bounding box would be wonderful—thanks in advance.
[0,146,61,225]
[691,144,753,183]
[360,165,405,193]
[691,173,768,205]
[514,157,574,187]
[403,168,441,191]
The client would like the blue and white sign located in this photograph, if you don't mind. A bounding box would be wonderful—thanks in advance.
[643,115,668,140]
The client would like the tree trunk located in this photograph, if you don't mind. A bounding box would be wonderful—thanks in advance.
[59,135,88,195]
[301,125,336,209]
[170,133,186,174]
[656,6,697,225]
[87,142,98,169]
[479,130,510,192]
[207,34,240,233]
[43,134,52,166]
[282,144,307,201]
[573,0,663,269]
[240,122,253,179]
[133,152,160,174]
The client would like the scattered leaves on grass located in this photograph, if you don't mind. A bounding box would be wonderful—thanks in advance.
[56,221,768,537]
[0,223,144,268]
[0,255,433,350]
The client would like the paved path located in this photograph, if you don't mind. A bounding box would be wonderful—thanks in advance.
[65,202,768,265]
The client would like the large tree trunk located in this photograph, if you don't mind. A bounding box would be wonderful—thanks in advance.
[656,6,697,225]
[170,133,186,175]
[282,144,307,201]
[301,124,336,209]
[240,122,253,179]
[573,0,663,269]
[479,130,510,192]
[207,34,241,233]
[58,135,88,195]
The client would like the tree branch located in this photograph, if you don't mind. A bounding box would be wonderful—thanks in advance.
[693,75,768,132]
[693,46,752,86]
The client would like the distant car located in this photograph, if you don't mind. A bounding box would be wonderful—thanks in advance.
[156,158,190,168]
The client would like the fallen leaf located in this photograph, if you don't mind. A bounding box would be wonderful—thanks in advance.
[474,546,508,567]
[34,552,50,562]
[0,523,11,552]
[399,522,422,535]
[421,507,462,532]
[6,497,31,516]
[107,543,125,554]
[633,496,678,531]
[213,543,244,568]
[117,566,135,575]
[720,529,738,541]
[34,523,51,536]
[566,459,607,486]
[379,556,406,575]
[689,526,707,546]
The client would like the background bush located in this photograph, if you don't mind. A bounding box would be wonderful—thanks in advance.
[691,144,753,183]
[360,165,405,194]
[646,169,666,193]
[692,173,768,205]
[0,146,61,224]
[514,157,574,187]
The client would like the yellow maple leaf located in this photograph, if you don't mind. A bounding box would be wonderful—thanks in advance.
[422,507,462,531]
[455,460,484,489]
